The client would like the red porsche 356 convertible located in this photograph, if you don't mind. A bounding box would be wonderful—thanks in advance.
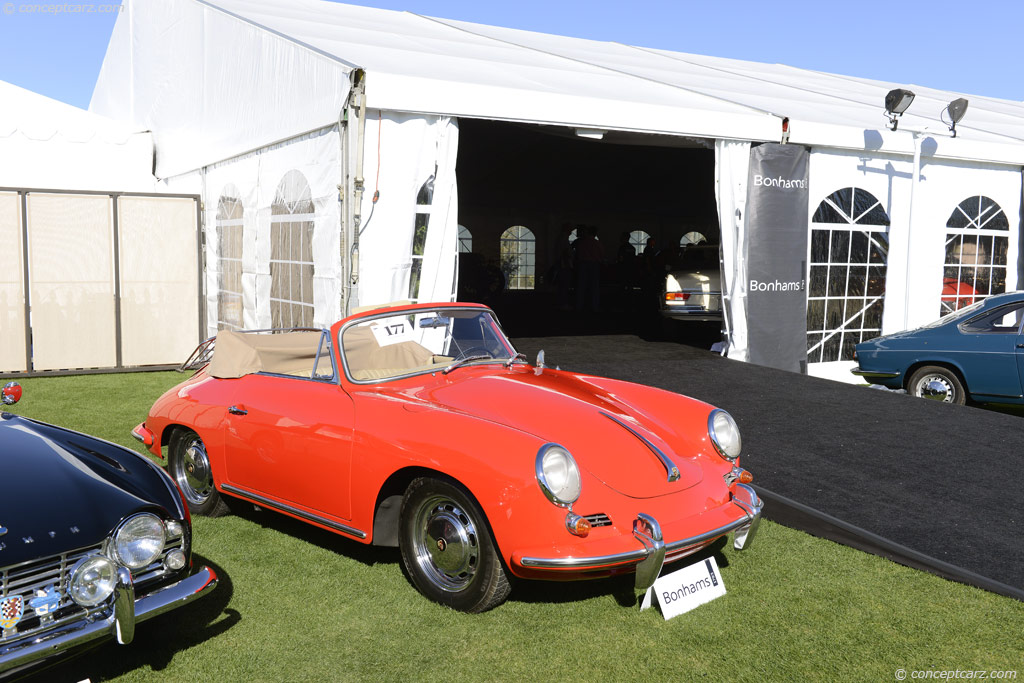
[134,302,761,612]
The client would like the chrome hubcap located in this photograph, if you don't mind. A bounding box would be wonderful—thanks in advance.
[918,376,953,402]
[412,496,479,592]
[175,438,212,505]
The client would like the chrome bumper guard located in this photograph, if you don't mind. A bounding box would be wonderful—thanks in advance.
[0,565,218,676]
[521,484,764,592]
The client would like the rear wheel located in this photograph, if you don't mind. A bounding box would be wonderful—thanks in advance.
[399,477,511,613]
[168,429,230,517]
[907,366,966,405]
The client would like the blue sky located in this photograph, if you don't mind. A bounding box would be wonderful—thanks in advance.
[1,0,1021,110]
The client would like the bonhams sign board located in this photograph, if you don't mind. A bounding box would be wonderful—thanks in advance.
[745,144,809,373]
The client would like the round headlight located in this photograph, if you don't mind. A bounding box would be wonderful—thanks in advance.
[536,443,582,507]
[69,556,118,607]
[708,409,742,461]
[113,514,166,570]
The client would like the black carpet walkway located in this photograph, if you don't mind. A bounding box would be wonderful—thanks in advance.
[512,334,1024,600]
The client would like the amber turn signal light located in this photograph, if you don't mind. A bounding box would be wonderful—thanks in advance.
[738,469,753,484]
[665,292,691,301]
[565,513,591,537]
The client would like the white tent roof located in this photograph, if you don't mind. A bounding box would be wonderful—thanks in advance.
[0,80,154,191]
[1,80,145,145]
[92,0,1024,176]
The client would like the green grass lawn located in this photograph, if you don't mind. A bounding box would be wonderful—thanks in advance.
[7,372,1023,682]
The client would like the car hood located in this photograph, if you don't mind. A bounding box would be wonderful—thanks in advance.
[0,415,175,565]
[405,369,708,498]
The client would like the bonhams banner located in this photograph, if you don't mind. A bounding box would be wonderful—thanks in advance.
[745,144,809,373]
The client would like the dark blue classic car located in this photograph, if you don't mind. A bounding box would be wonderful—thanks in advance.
[0,382,217,679]
[852,291,1024,405]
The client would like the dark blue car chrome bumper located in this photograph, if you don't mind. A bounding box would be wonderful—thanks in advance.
[0,565,217,677]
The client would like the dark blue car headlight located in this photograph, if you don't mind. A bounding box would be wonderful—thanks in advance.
[112,513,166,570]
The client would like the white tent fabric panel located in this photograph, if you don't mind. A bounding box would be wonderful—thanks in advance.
[90,0,354,179]
[355,112,458,309]
[0,193,26,373]
[204,127,342,335]
[715,140,751,363]
[27,194,117,371]
[415,117,459,307]
[118,196,200,366]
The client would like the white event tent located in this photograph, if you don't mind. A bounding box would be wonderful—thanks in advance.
[89,0,1024,379]
[0,80,154,191]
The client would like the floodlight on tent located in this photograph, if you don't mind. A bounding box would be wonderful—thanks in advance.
[941,98,969,138]
[884,88,916,131]
[574,128,606,140]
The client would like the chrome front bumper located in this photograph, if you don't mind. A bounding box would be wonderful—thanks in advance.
[520,484,763,591]
[850,366,900,379]
[0,565,218,676]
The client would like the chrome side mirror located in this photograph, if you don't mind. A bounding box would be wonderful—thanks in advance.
[2,382,22,406]
[534,350,546,376]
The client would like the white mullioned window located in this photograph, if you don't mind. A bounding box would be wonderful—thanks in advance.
[500,225,536,290]
[940,195,1009,316]
[458,225,472,254]
[409,176,434,302]
[629,230,650,255]
[807,187,890,363]
[216,186,244,330]
[270,170,315,328]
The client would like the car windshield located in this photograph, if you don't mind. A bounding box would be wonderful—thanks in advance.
[341,307,516,382]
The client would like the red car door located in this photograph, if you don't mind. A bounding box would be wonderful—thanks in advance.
[221,373,356,520]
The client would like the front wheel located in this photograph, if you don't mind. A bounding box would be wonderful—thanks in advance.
[399,477,511,613]
[168,429,230,517]
[907,365,966,405]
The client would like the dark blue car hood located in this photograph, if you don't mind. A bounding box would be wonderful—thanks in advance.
[0,413,183,565]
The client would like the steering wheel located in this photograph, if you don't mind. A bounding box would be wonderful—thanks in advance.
[453,346,493,361]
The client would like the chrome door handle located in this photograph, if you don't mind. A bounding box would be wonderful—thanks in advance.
[228,405,248,415]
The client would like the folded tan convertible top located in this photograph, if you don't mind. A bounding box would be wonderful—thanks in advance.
[208,329,323,379]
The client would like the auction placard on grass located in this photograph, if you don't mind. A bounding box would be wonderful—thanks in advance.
[745,143,810,373]
[641,556,727,620]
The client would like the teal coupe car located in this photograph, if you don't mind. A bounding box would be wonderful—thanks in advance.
[852,291,1024,406]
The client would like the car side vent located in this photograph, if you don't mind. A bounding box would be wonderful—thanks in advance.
[584,513,612,528]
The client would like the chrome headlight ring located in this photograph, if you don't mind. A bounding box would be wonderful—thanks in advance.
[112,513,167,570]
[535,443,582,507]
[69,555,119,607]
[708,409,742,462]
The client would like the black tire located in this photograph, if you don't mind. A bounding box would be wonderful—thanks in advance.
[907,365,966,405]
[399,477,511,613]
[168,429,230,517]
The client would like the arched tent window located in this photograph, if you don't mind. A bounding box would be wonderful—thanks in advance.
[458,225,472,253]
[500,225,536,290]
[216,185,243,330]
[940,196,1008,316]
[680,231,707,246]
[807,187,890,363]
[270,170,315,328]
[409,175,434,302]
[629,230,650,255]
